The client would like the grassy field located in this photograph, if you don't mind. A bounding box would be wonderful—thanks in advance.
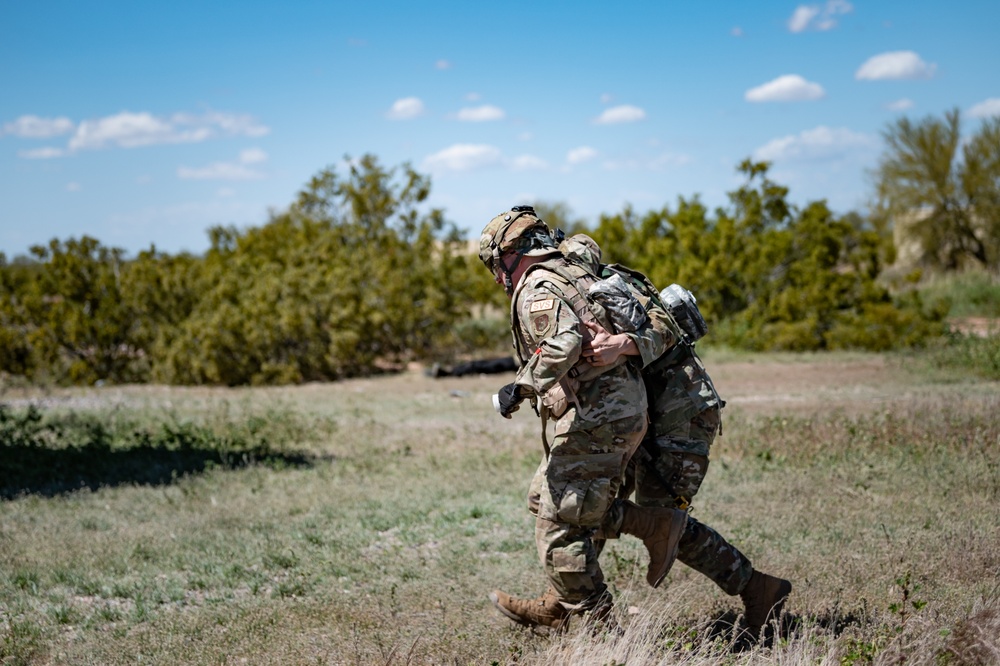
[1,351,998,665]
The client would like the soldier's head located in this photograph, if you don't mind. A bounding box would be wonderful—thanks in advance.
[479,205,560,295]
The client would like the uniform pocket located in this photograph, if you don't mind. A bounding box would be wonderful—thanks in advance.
[537,451,623,526]
[542,382,569,419]
[550,542,588,573]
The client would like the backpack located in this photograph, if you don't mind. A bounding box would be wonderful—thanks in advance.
[559,232,707,343]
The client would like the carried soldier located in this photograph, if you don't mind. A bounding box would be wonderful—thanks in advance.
[479,206,791,639]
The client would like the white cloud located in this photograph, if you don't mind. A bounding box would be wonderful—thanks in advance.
[567,146,598,164]
[600,93,614,104]
[856,51,936,80]
[465,92,482,102]
[216,188,236,198]
[594,105,646,124]
[67,110,268,151]
[3,115,74,138]
[177,149,268,181]
[386,97,425,120]
[886,98,914,111]
[788,6,821,32]
[745,74,825,102]
[422,144,503,172]
[511,154,548,171]
[968,98,1000,119]
[753,126,876,162]
[239,147,268,164]
[18,147,64,159]
[517,132,534,141]
[66,182,82,192]
[788,1,853,32]
[174,111,269,137]
[456,105,505,122]
[435,59,452,70]
[731,26,744,37]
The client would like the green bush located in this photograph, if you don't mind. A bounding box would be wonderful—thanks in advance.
[588,161,945,351]
[917,269,1000,318]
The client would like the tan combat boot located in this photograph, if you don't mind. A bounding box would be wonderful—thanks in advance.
[619,501,688,588]
[739,570,792,637]
[489,588,569,629]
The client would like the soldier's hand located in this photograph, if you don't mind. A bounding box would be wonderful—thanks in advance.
[495,382,524,419]
[582,321,638,366]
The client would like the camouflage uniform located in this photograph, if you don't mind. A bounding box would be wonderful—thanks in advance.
[510,254,651,610]
[561,235,753,596]
[637,344,752,595]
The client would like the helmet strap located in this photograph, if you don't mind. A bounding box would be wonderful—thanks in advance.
[498,250,525,297]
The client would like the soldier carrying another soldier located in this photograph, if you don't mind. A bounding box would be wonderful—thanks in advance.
[479,205,791,639]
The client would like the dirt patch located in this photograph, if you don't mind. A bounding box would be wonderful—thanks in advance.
[949,317,1000,337]
[712,355,899,414]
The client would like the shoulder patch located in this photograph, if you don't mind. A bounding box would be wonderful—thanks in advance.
[529,298,555,313]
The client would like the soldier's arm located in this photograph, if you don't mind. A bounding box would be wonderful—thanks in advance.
[513,284,583,396]
[626,293,681,367]
[583,283,679,368]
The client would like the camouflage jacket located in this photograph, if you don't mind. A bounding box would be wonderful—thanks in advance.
[559,234,720,434]
[642,343,721,435]
[510,256,648,434]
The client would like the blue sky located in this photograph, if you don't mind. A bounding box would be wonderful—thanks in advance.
[2,1,998,258]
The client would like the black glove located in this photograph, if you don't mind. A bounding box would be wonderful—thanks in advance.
[495,382,524,419]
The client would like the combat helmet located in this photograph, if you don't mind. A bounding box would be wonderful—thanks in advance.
[479,205,560,294]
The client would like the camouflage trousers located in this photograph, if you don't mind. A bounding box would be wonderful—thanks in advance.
[630,405,753,595]
[528,412,647,610]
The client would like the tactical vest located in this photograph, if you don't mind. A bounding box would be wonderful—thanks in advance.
[511,258,628,384]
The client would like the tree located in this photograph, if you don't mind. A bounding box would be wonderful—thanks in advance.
[0,237,145,383]
[156,155,477,385]
[872,109,1000,271]
[590,161,946,351]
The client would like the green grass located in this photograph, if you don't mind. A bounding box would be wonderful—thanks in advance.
[917,268,1000,318]
[1,358,998,664]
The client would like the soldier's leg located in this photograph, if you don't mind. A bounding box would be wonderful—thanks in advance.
[535,416,644,608]
[636,406,720,509]
[635,406,752,593]
[676,515,753,595]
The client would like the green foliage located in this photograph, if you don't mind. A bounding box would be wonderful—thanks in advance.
[0,155,485,386]
[157,156,468,385]
[154,155,477,384]
[0,238,146,384]
[0,156,958,384]
[873,109,1000,270]
[917,269,1000,318]
[590,161,945,351]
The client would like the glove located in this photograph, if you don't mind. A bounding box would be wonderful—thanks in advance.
[494,382,524,419]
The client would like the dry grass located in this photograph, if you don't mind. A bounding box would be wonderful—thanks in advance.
[1,352,998,665]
